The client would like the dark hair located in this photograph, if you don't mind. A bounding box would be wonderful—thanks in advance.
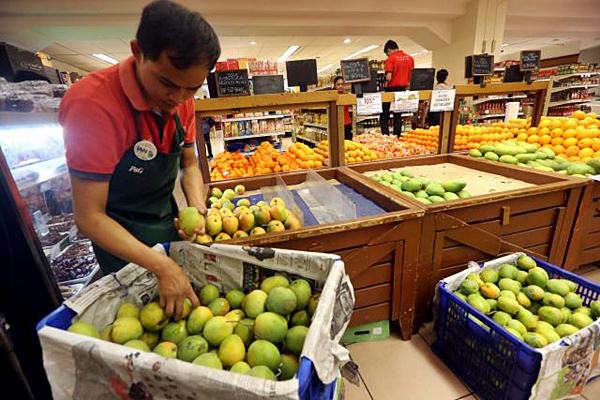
[436,69,449,83]
[136,0,221,70]
[384,40,399,53]
[333,76,344,85]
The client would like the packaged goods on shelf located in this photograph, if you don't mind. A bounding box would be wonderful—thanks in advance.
[0,80,67,112]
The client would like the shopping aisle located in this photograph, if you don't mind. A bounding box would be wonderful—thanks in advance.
[343,266,600,400]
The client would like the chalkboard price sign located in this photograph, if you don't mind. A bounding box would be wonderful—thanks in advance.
[472,54,494,76]
[252,75,284,95]
[520,50,541,72]
[340,58,370,83]
[215,69,250,97]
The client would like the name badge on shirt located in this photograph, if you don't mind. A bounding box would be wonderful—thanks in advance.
[134,140,157,161]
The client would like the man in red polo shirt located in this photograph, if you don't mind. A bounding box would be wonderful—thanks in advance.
[380,40,414,136]
[59,0,220,318]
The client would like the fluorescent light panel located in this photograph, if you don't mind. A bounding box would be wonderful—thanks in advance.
[318,64,333,73]
[343,45,378,60]
[278,45,300,62]
[92,53,119,65]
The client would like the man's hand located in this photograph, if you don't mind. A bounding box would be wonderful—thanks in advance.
[174,209,205,241]
[156,258,200,320]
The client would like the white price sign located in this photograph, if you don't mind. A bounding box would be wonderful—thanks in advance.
[430,89,456,112]
[591,174,600,182]
[392,90,419,113]
[356,93,383,116]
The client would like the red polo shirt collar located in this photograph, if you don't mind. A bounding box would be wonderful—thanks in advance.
[119,56,154,112]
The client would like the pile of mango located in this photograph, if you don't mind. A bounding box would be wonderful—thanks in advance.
[68,276,320,381]
[454,255,600,348]
[469,140,600,177]
[369,169,471,205]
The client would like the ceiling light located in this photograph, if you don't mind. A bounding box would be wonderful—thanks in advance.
[278,45,300,62]
[250,41,256,45]
[344,38,351,44]
[318,64,333,73]
[92,53,119,65]
[342,45,379,60]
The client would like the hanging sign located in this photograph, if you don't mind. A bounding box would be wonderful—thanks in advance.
[429,89,456,112]
[520,50,541,72]
[392,90,419,113]
[356,92,383,115]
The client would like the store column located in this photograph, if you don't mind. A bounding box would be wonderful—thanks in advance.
[431,0,507,84]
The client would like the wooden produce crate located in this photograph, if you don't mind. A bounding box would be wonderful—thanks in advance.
[344,154,587,332]
[204,168,424,339]
[563,180,600,270]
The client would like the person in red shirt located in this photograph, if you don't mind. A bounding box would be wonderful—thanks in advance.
[380,40,414,137]
[59,0,220,318]
[334,76,353,140]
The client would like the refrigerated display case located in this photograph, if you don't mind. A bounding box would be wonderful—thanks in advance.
[0,111,102,301]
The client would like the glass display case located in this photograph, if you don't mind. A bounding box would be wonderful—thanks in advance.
[0,110,101,300]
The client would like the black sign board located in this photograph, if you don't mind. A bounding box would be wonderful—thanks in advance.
[0,42,47,82]
[286,59,318,92]
[410,68,435,90]
[503,64,524,83]
[252,75,284,95]
[215,69,250,97]
[351,68,379,94]
[520,50,541,72]
[340,58,370,83]
[472,54,494,76]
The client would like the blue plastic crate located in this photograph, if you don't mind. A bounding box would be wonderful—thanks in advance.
[433,256,600,400]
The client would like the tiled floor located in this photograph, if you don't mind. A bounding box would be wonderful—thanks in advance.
[343,265,600,400]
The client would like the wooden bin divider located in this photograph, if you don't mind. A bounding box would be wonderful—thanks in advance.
[204,168,425,339]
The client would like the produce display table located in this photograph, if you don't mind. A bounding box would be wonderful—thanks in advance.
[204,168,424,339]
[563,179,600,270]
[344,154,586,332]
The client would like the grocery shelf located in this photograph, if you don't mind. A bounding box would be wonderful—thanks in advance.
[472,112,524,120]
[472,94,526,106]
[295,135,320,145]
[554,72,599,81]
[548,98,594,107]
[357,115,380,123]
[551,84,599,93]
[221,114,290,123]
[12,156,66,190]
[303,122,328,130]
[223,131,287,141]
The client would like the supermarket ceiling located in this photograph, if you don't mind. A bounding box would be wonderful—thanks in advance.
[0,0,599,73]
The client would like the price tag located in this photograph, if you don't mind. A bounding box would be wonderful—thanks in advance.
[430,89,456,112]
[392,91,419,113]
[590,174,600,182]
[356,93,383,115]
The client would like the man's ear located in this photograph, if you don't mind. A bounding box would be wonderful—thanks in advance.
[130,40,142,62]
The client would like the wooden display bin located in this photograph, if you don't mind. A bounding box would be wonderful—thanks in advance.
[563,180,600,270]
[203,168,424,339]
[344,154,586,332]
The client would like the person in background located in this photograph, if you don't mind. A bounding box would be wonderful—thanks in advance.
[435,69,451,90]
[380,40,414,137]
[428,69,452,127]
[334,76,353,140]
[202,117,215,158]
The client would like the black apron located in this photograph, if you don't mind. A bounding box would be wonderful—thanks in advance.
[93,111,185,274]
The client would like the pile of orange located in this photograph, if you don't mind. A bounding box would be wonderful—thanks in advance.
[400,127,440,152]
[516,111,600,161]
[210,142,326,180]
[453,119,529,151]
[316,140,379,164]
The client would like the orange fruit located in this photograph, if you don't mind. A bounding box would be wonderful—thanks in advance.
[579,148,594,158]
[562,119,579,130]
[550,128,563,138]
[582,117,594,127]
[551,137,564,146]
[539,135,552,145]
[565,145,580,157]
[539,127,551,136]
[538,119,552,129]
[592,139,600,151]
[579,138,593,148]
[587,112,598,119]
[568,155,581,161]
[563,137,578,147]
[576,130,589,140]
[563,129,577,138]
[542,144,554,150]
[573,110,587,120]
[517,133,528,141]
[527,127,538,135]
[595,151,600,158]
[527,135,540,144]
[550,119,563,130]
